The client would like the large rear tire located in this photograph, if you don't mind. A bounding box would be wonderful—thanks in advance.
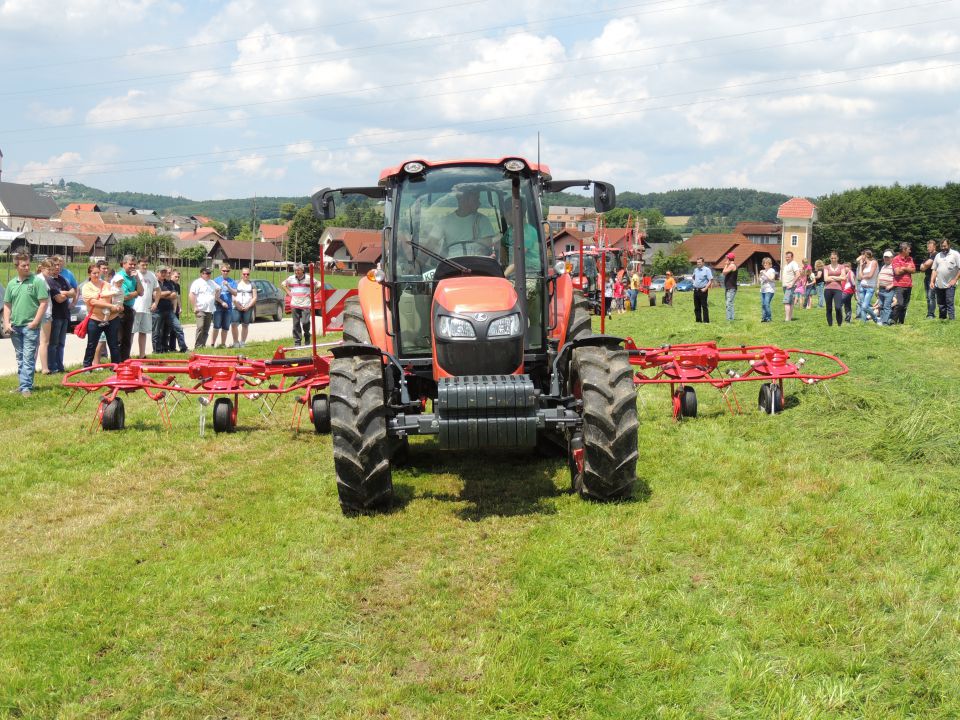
[330,298,394,513]
[569,345,639,501]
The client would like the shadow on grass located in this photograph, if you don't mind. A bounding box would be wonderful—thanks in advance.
[401,446,565,520]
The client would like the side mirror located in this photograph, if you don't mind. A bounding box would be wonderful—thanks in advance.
[593,182,616,213]
[312,189,336,220]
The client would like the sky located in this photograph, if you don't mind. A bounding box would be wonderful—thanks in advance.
[1,0,958,201]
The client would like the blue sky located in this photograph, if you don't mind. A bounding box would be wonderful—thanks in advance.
[1,0,958,200]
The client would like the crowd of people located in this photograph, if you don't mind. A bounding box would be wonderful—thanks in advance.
[3,254,324,398]
[678,239,959,326]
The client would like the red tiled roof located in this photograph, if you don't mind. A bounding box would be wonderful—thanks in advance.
[64,203,99,213]
[59,210,104,225]
[210,239,283,262]
[260,223,289,241]
[734,221,781,235]
[680,233,780,269]
[192,215,212,225]
[341,230,381,256]
[61,221,154,236]
[777,198,817,219]
[179,227,222,242]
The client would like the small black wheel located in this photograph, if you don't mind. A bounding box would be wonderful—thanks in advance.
[101,397,125,431]
[679,386,697,418]
[311,394,331,434]
[213,398,235,433]
[759,383,783,414]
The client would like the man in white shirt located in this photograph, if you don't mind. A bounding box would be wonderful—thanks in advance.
[930,237,960,320]
[133,258,159,358]
[281,263,321,346]
[189,267,219,348]
[780,251,801,321]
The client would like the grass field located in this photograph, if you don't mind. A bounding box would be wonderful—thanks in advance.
[2,285,959,718]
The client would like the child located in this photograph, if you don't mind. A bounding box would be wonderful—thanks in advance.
[613,277,625,313]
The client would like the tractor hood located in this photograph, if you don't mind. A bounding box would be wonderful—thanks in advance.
[433,276,518,314]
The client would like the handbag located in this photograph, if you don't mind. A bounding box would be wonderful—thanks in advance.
[73,313,92,339]
[73,285,103,339]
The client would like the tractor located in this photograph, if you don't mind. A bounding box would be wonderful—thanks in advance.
[313,157,638,513]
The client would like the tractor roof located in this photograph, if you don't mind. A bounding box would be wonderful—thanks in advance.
[378,157,551,184]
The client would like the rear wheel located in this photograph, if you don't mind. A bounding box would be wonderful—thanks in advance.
[274,303,283,322]
[213,398,235,433]
[758,382,784,414]
[679,386,697,418]
[101,397,125,431]
[569,345,639,501]
[330,298,394,513]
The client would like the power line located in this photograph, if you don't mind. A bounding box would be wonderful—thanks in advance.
[2,0,949,134]
[12,11,955,150]
[4,0,493,72]
[18,50,960,175]
[15,59,959,183]
[0,0,694,96]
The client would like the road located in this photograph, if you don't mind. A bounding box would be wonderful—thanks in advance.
[0,318,299,376]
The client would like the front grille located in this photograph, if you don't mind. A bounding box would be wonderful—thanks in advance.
[437,339,522,376]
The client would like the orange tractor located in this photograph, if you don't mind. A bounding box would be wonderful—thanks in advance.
[314,157,638,513]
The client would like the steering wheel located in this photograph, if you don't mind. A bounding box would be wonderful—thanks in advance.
[445,239,494,258]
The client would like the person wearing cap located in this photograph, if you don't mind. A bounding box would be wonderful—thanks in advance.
[189,267,218,348]
[876,250,896,325]
[663,271,676,306]
[691,256,713,323]
[721,252,738,321]
[890,242,916,324]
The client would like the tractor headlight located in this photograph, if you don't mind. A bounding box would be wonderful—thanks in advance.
[486,313,521,338]
[436,315,476,339]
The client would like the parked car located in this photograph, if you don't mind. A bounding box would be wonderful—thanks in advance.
[69,293,88,332]
[675,278,694,292]
[648,275,667,292]
[251,279,285,322]
[283,282,336,314]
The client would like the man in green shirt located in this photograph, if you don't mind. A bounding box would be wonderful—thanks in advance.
[433,188,497,258]
[2,253,49,396]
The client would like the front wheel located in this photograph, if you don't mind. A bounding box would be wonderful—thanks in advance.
[330,298,394,513]
[568,345,639,501]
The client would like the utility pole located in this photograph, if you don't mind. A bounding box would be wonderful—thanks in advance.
[250,195,257,273]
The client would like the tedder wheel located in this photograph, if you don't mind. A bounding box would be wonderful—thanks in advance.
[758,382,784,414]
[329,298,394,513]
[101,397,125,431]
[680,386,697,418]
[213,398,235,433]
[311,394,331,434]
[568,345,639,501]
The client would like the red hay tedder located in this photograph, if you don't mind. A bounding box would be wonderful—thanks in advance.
[625,338,849,419]
[62,265,336,435]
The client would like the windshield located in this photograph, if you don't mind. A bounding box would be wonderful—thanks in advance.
[392,165,543,280]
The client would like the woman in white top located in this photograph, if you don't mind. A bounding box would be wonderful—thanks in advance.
[759,257,776,322]
[856,249,880,323]
[234,268,258,348]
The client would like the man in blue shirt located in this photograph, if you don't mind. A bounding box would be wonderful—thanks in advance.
[692,256,714,323]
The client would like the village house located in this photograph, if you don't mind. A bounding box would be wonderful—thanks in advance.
[207,238,283,268]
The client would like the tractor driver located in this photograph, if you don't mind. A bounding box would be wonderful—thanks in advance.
[431,187,497,259]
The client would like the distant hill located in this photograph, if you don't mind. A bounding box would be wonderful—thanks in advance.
[46,182,309,222]
[41,182,790,230]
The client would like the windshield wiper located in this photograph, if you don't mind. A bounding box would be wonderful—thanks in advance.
[407,240,472,275]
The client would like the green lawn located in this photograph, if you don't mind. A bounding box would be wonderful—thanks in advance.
[2,286,959,718]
